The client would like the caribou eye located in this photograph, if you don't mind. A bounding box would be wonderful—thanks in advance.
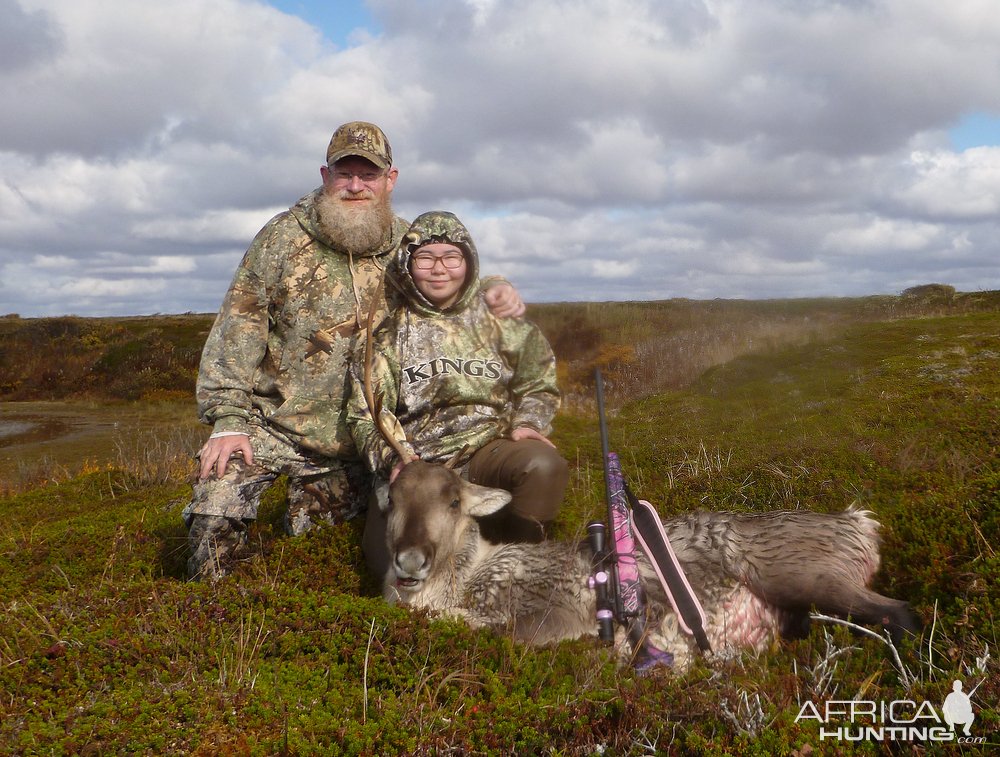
[449,498,460,510]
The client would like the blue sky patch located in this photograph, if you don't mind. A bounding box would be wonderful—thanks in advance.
[266,0,378,47]
[949,112,1000,151]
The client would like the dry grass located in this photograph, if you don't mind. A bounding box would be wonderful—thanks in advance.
[529,290,1000,408]
[0,417,202,496]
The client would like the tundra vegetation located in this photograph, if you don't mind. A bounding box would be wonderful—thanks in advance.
[0,288,997,754]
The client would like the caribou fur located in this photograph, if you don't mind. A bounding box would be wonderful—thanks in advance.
[383,461,920,667]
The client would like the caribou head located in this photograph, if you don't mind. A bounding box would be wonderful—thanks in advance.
[386,461,510,596]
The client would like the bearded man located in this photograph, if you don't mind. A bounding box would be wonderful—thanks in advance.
[183,121,524,581]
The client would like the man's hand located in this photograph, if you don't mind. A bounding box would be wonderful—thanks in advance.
[484,282,526,319]
[199,434,254,480]
[510,426,556,448]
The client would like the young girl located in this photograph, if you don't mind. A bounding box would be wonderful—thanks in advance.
[346,211,568,577]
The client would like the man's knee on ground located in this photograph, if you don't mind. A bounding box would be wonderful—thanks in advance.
[186,514,248,581]
[285,463,372,535]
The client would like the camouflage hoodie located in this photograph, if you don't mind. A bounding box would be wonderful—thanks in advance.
[346,211,559,475]
[196,188,410,459]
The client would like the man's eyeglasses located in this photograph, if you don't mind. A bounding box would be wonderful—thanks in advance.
[328,169,386,185]
[411,253,465,270]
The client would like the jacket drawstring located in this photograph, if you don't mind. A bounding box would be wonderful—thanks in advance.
[348,250,363,329]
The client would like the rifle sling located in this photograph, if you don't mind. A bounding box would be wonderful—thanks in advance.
[627,487,713,654]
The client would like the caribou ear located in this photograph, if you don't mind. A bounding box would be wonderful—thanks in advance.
[461,480,511,517]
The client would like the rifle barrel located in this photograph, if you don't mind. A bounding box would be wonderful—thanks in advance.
[596,369,614,528]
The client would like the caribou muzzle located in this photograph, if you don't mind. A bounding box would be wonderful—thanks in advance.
[392,545,434,590]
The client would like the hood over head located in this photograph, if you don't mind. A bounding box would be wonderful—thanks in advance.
[396,211,481,315]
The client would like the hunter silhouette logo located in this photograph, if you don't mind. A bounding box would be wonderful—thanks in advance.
[941,680,975,736]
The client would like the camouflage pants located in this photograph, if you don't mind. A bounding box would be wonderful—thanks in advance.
[466,437,569,543]
[182,427,370,581]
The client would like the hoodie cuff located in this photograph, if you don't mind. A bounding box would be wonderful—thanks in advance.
[479,275,511,291]
[212,415,250,436]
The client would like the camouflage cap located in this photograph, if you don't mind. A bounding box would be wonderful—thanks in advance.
[326,121,393,169]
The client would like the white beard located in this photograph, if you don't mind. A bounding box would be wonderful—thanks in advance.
[315,188,394,256]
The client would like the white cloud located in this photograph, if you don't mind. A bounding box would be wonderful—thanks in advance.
[1,0,1000,317]
[31,254,75,269]
[4,0,321,156]
[822,218,943,255]
[88,253,198,275]
[593,259,639,279]
[133,209,283,244]
[895,147,1000,218]
[56,277,167,298]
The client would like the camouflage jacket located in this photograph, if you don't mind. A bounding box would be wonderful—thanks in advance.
[196,188,410,459]
[346,212,559,475]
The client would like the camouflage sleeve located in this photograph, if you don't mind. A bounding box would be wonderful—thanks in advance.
[195,219,281,434]
[345,333,415,475]
[478,275,511,291]
[500,319,560,436]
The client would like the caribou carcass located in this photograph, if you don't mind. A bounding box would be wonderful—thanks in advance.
[382,460,921,668]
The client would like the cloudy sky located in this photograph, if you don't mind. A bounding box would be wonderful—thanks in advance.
[2,0,1000,317]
